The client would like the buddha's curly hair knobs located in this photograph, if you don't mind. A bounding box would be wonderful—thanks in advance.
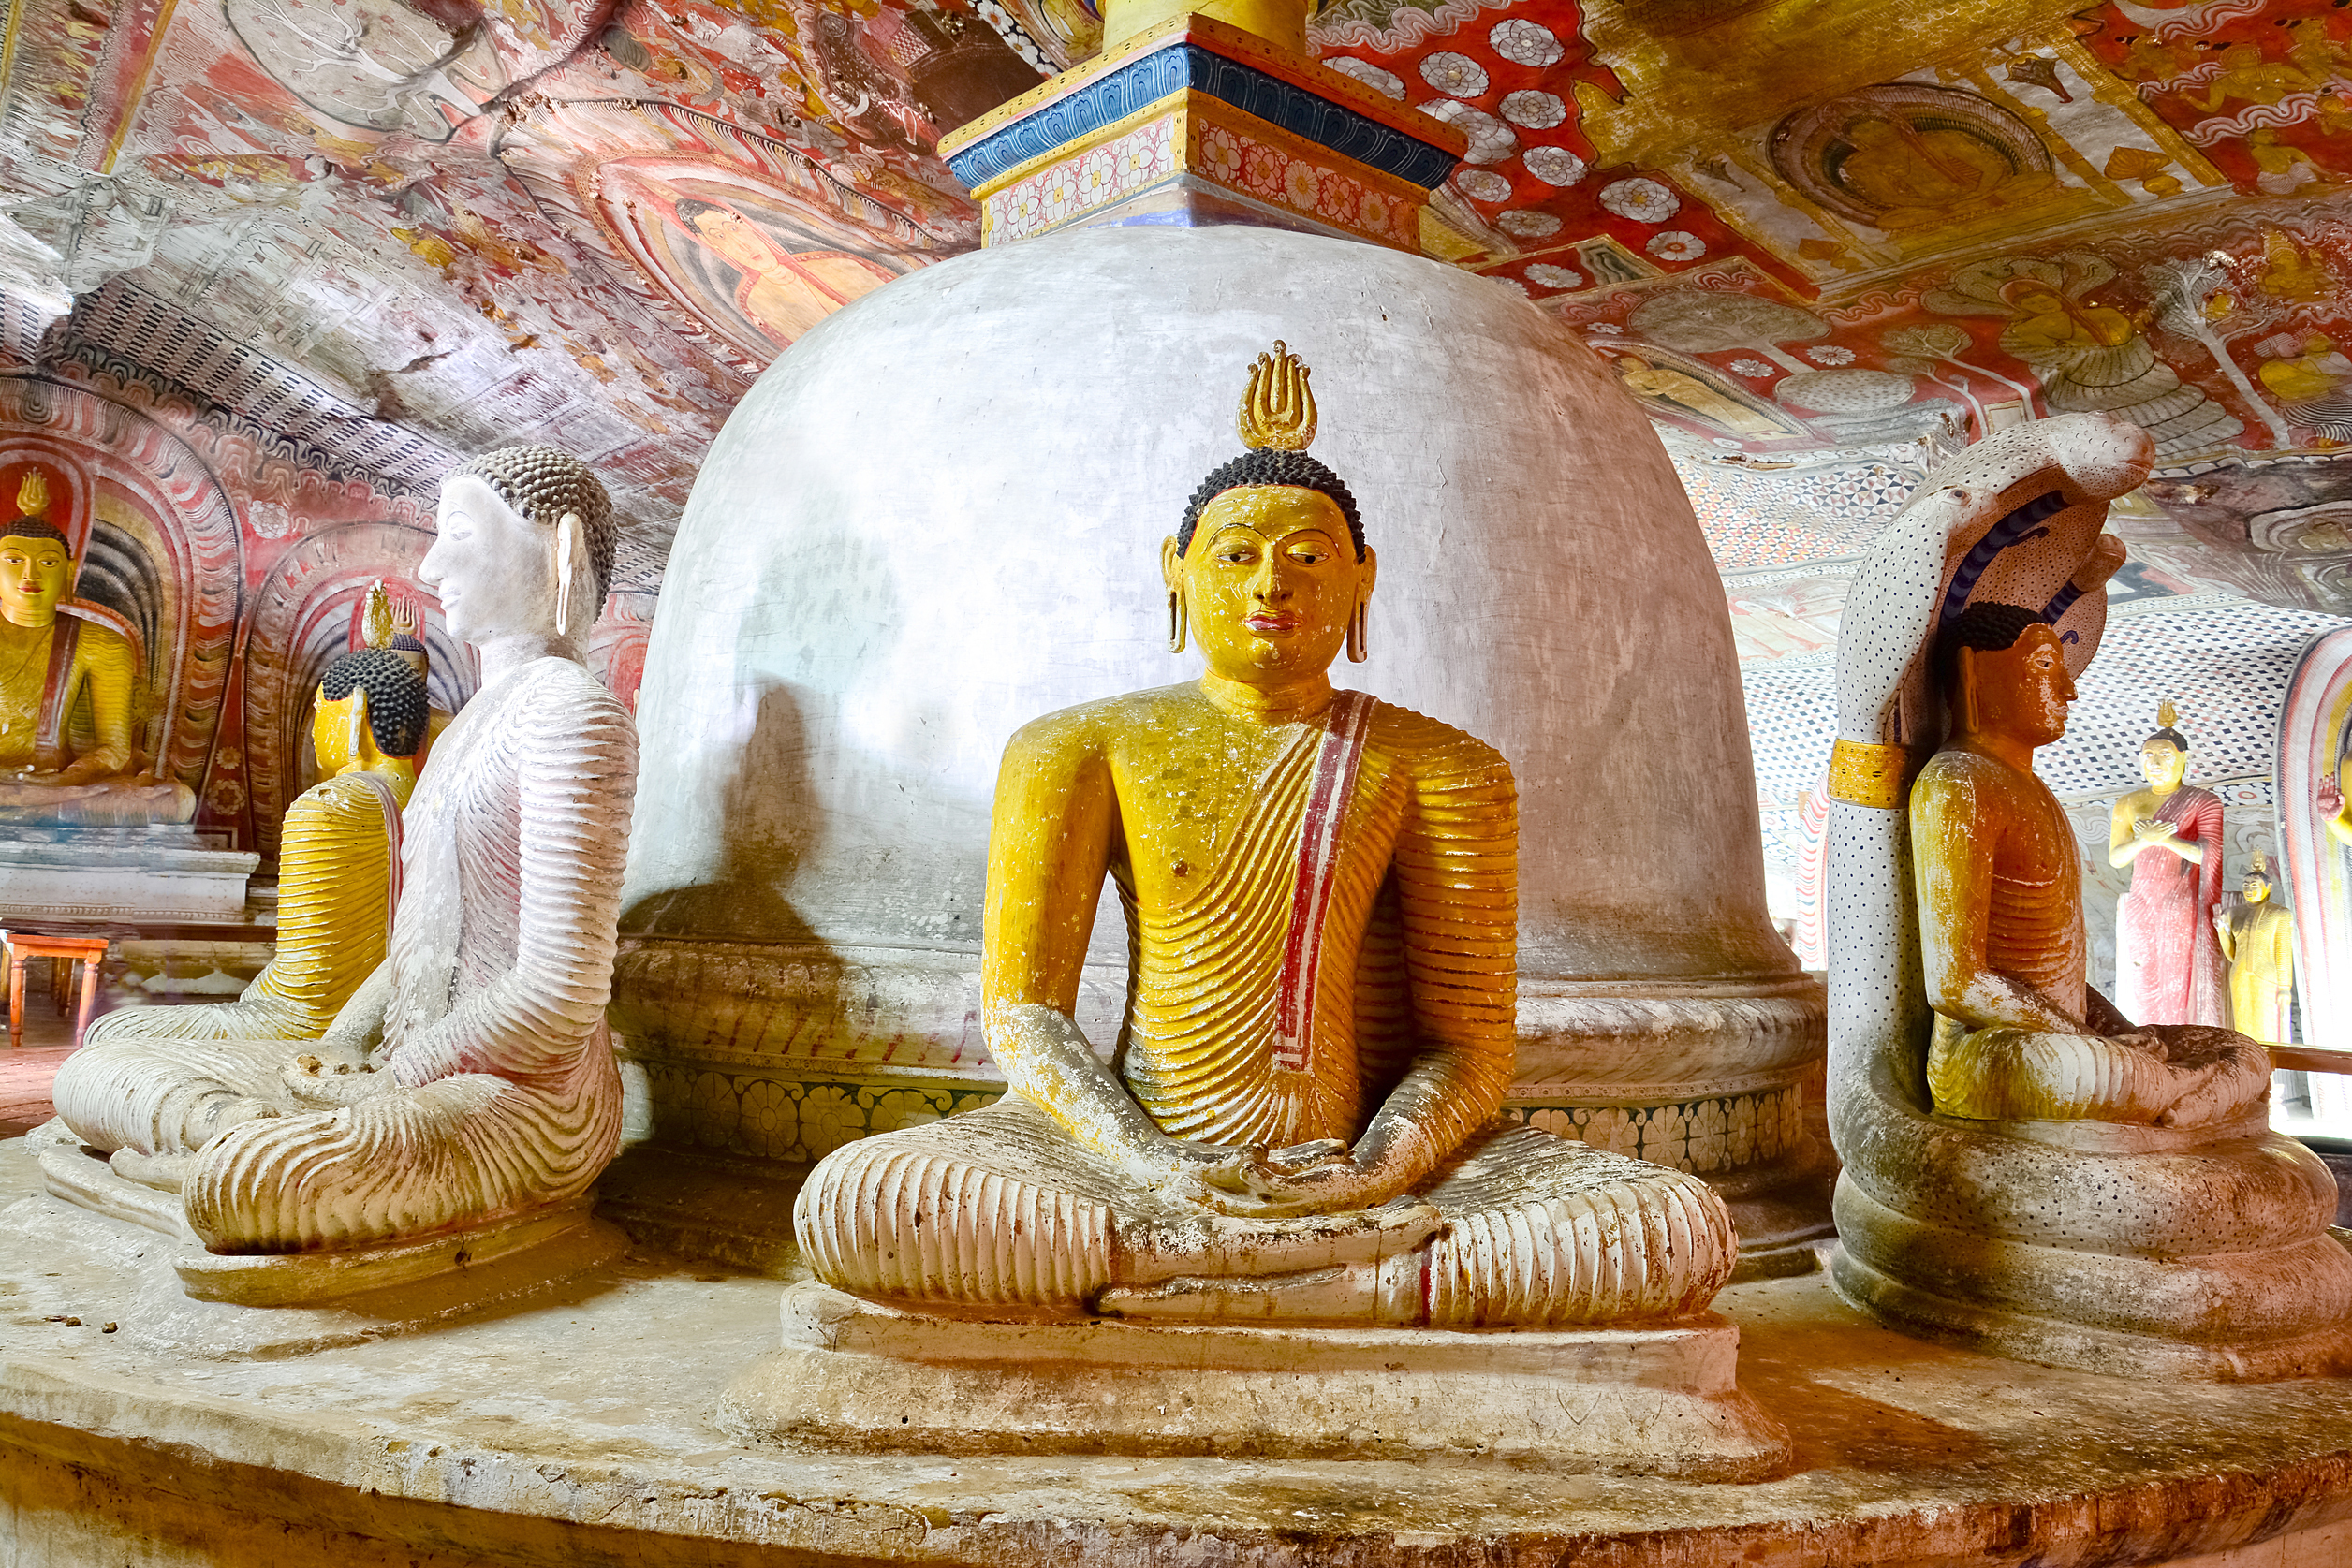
[321,648,430,759]
[449,446,616,604]
[1179,450,1365,561]
[0,517,68,548]
[1932,600,2046,694]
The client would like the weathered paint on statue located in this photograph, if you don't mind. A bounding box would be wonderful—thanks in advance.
[1914,613,2267,1127]
[169,446,639,1255]
[0,468,193,824]
[53,603,429,1170]
[2109,701,2228,1028]
[1827,412,2352,1382]
[2218,857,2295,1047]
[795,344,1739,1326]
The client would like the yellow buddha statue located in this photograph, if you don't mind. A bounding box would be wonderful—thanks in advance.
[51,601,429,1179]
[1912,603,2269,1128]
[0,468,193,825]
[2217,856,2295,1046]
[794,344,1739,1326]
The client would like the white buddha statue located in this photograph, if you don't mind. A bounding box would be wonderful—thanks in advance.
[55,446,639,1261]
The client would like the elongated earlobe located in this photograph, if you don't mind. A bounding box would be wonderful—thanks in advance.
[556,513,581,637]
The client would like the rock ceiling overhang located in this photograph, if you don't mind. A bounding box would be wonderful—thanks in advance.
[0,0,2343,602]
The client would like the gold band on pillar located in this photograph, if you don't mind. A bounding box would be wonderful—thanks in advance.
[1829,739,1907,811]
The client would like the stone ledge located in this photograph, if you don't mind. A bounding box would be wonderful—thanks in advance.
[6,1127,2352,1566]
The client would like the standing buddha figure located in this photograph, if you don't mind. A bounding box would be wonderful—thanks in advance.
[2110,700,2228,1027]
[2217,855,2296,1046]
[0,468,192,824]
[795,344,1739,1326]
[53,591,429,1179]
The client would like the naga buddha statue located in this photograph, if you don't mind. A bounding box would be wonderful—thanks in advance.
[2109,700,2228,1028]
[792,345,1740,1328]
[43,447,637,1293]
[1916,609,2266,1130]
[1827,412,2352,1380]
[0,469,192,825]
[2217,856,2295,1046]
[52,591,429,1178]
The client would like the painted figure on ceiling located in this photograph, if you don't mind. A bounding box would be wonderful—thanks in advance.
[667,196,896,349]
[1611,353,1797,439]
[1927,256,2242,462]
[1833,112,2059,232]
[2109,700,2228,1029]
[2183,43,2317,114]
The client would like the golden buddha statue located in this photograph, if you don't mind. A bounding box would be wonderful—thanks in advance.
[795,344,1739,1326]
[1912,605,2268,1128]
[0,469,193,824]
[53,593,430,1177]
[2217,855,2295,1046]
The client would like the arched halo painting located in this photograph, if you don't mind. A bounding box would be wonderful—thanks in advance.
[598,162,919,368]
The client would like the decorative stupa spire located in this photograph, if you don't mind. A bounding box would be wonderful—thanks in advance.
[936,0,1463,251]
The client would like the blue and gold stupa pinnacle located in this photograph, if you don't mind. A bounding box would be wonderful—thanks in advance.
[938,0,1464,251]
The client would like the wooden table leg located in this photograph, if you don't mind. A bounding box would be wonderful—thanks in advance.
[74,955,99,1050]
[7,951,22,1050]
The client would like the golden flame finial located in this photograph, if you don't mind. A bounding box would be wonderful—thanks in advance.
[15,469,49,520]
[2157,697,2179,729]
[362,581,396,650]
[2253,852,2270,875]
[1237,341,1317,452]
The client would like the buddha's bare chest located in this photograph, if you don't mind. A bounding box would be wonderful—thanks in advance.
[1109,726,1391,905]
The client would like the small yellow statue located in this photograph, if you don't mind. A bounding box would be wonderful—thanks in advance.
[794,343,1738,1326]
[2216,855,2295,1046]
[1911,604,2268,1127]
[0,467,192,824]
[52,597,429,1173]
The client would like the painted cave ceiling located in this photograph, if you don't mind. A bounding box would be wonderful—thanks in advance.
[1,0,2349,616]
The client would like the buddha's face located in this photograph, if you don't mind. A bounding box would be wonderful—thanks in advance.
[0,532,69,629]
[312,687,366,776]
[690,208,782,274]
[1165,486,1373,686]
[2140,739,2188,791]
[421,475,550,645]
[1961,623,2073,747]
[2243,875,2271,904]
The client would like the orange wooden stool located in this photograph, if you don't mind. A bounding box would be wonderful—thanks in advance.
[2,931,110,1049]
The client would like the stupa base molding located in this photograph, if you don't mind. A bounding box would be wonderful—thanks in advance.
[1830,1243,2352,1384]
[719,1282,1795,1479]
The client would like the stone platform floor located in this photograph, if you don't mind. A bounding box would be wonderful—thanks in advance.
[4,1130,2352,1567]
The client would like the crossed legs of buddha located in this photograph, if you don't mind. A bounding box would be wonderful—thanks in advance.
[51,1021,298,1187]
[796,1096,1738,1326]
[1927,1022,2271,1127]
[182,1057,623,1253]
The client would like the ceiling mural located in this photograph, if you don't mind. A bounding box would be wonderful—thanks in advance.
[0,0,2346,703]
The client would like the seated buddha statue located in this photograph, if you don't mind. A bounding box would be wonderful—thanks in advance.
[52,591,429,1179]
[796,344,1739,1326]
[53,447,638,1263]
[1912,604,2269,1130]
[0,469,193,825]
